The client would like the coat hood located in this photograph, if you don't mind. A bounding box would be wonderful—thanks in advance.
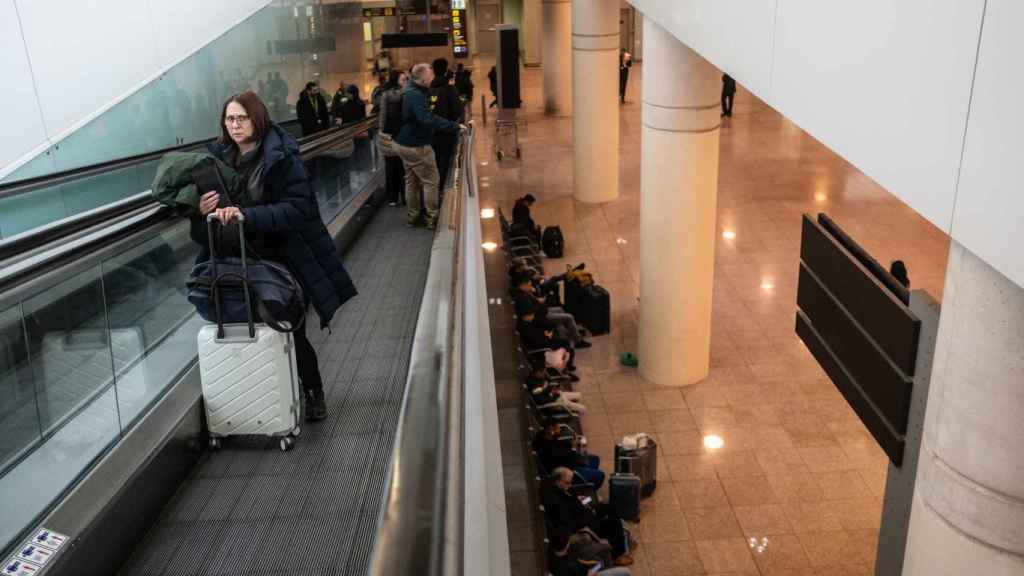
[208,122,299,171]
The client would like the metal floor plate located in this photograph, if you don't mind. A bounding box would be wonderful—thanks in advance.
[119,206,434,576]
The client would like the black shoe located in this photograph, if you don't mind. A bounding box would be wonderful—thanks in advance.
[575,340,592,349]
[567,364,577,372]
[568,372,581,383]
[305,389,328,422]
[573,263,586,271]
[405,219,421,228]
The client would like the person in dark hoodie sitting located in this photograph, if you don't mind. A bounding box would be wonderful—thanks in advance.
[533,421,604,488]
[510,273,590,349]
[193,91,357,421]
[516,297,579,380]
[429,58,465,191]
[512,194,541,241]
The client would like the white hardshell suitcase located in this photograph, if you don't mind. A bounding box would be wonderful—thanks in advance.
[198,323,301,451]
[195,213,302,452]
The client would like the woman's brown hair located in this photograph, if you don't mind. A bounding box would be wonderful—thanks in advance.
[218,91,271,146]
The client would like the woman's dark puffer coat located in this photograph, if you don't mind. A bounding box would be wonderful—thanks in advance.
[192,123,357,328]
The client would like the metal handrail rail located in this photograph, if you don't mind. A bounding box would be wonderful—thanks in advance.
[0,118,302,198]
[0,116,379,298]
[369,124,474,576]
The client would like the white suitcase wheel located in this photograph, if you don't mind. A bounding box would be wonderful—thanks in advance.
[291,426,302,438]
[280,437,294,452]
[209,438,222,451]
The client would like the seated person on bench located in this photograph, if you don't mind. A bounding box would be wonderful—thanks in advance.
[542,468,634,567]
[528,363,587,414]
[516,298,579,380]
[533,421,604,489]
[511,273,591,349]
[511,194,541,241]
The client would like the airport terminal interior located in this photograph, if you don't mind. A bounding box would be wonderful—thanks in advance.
[0,1,1021,576]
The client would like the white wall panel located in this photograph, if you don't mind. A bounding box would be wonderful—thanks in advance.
[147,0,270,71]
[0,0,50,176]
[15,0,160,142]
[952,0,1024,289]
[627,0,776,97]
[770,0,984,232]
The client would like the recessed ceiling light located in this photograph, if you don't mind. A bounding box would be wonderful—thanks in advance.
[481,241,497,251]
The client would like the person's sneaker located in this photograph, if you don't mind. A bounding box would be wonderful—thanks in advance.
[575,339,592,349]
[405,219,421,228]
[614,555,634,567]
[388,201,398,207]
[566,363,577,372]
[305,389,328,422]
[568,372,581,383]
[425,221,437,231]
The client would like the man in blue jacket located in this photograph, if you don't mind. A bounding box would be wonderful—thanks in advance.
[394,62,466,230]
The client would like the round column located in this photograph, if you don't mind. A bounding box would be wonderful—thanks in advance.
[541,0,572,115]
[637,19,721,387]
[902,241,1024,575]
[523,0,542,66]
[571,0,619,203]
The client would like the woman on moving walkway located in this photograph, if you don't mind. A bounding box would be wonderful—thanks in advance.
[193,91,356,422]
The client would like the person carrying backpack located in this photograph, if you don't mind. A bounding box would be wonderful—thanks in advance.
[378,69,408,206]
[394,63,467,230]
[429,58,465,192]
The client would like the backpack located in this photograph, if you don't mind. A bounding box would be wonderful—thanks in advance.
[381,89,404,136]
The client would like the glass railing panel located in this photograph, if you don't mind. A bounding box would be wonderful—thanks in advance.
[21,264,119,438]
[0,186,69,240]
[0,304,39,473]
[101,223,202,426]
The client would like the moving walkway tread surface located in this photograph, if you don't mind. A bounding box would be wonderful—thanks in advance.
[118,206,433,576]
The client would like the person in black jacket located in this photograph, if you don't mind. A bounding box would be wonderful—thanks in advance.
[511,194,541,241]
[721,74,736,118]
[516,298,578,379]
[511,273,590,348]
[334,85,367,125]
[297,81,330,136]
[619,50,632,104]
[454,63,474,105]
[429,58,464,191]
[488,65,498,108]
[533,422,604,488]
[542,468,633,566]
[194,91,357,421]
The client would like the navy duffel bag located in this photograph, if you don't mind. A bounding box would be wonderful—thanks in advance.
[186,215,306,334]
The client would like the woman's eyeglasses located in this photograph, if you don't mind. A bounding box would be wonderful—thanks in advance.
[224,114,251,125]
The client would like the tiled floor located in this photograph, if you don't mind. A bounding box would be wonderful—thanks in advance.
[474,60,949,576]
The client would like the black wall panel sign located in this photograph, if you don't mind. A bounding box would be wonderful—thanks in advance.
[381,33,450,48]
[795,214,922,465]
[496,26,521,109]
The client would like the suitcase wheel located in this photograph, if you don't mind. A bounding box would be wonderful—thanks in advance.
[291,426,302,438]
[279,437,295,452]
[209,438,222,451]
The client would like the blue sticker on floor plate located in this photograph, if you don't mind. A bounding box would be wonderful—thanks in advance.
[29,530,67,552]
[15,546,53,567]
[3,559,42,575]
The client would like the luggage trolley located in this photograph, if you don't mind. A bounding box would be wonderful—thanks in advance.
[495,108,522,161]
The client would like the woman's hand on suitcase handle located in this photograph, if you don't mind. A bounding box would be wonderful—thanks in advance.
[213,206,242,223]
[199,191,219,215]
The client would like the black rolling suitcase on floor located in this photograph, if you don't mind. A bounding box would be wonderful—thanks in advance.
[609,473,641,522]
[542,226,564,258]
[581,285,610,335]
[615,435,658,497]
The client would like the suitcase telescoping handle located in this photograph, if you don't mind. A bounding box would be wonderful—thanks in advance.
[206,213,255,340]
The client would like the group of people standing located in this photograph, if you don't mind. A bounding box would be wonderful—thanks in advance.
[295,80,369,137]
[377,58,469,230]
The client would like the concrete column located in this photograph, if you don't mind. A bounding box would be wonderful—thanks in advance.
[571,0,619,203]
[522,0,542,66]
[637,19,721,387]
[541,0,571,115]
[902,240,1024,576]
